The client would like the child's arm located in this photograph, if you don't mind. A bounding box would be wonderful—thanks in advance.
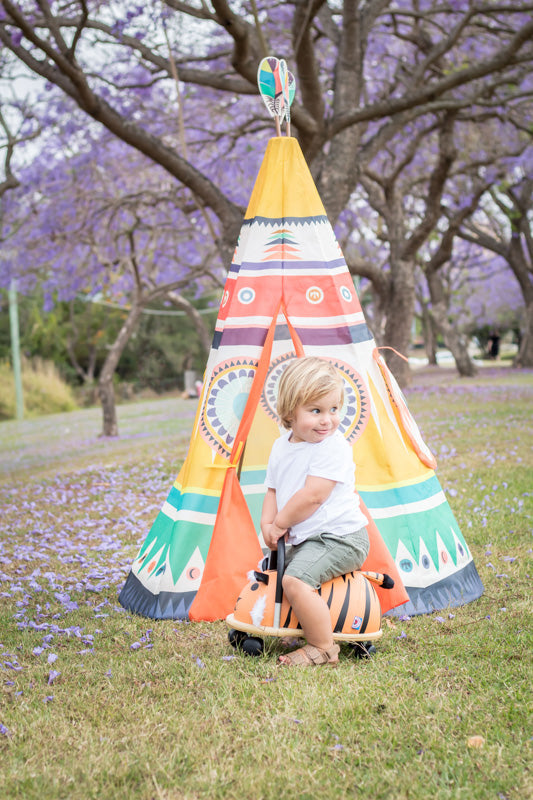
[261,488,285,550]
[274,475,336,532]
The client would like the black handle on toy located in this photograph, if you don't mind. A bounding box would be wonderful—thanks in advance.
[273,536,285,630]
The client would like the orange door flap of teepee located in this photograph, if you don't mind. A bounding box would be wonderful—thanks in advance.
[189,305,283,621]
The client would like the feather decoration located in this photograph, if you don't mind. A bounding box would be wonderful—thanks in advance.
[258,56,296,127]
[286,71,296,120]
[258,56,284,119]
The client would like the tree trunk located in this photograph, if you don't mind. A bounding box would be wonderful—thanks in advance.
[98,378,118,437]
[514,300,533,367]
[426,271,477,377]
[97,301,144,437]
[421,307,438,365]
[429,300,477,376]
[167,291,212,355]
[382,260,415,387]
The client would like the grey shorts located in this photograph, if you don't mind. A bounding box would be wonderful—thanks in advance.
[284,528,370,589]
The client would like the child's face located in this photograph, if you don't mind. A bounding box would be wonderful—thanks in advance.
[289,388,342,444]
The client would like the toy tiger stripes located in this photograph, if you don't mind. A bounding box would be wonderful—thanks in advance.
[228,566,388,643]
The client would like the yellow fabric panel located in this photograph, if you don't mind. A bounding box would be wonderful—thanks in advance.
[353,377,432,486]
[173,434,228,495]
[242,405,281,469]
[245,138,326,220]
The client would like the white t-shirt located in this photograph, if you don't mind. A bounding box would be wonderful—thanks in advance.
[265,429,368,546]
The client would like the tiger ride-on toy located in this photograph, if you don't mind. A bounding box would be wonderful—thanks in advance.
[226,538,394,658]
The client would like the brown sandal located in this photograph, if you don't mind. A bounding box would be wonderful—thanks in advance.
[278,643,340,667]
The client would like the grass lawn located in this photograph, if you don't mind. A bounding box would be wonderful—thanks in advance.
[0,366,531,800]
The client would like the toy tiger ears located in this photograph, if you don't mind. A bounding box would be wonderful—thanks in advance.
[257,56,296,136]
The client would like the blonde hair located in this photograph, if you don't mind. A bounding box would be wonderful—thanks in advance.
[276,357,344,430]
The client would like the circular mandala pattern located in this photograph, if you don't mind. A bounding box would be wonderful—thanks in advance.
[260,354,370,445]
[237,287,255,304]
[306,286,324,304]
[340,285,352,302]
[200,359,258,458]
[260,352,296,423]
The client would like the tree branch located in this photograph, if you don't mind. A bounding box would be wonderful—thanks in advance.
[329,18,533,135]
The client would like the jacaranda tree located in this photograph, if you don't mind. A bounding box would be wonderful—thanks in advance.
[5,113,224,434]
[0,0,532,388]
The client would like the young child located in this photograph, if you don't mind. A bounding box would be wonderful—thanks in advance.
[261,356,369,666]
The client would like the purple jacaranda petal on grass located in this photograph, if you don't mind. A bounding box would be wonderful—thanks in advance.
[43,696,54,703]
[222,655,235,661]
[434,616,446,623]
[47,670,60,685]
[28,621,48,632]
[192,656,205,668]
[105,669,112,678]
[47,653,58,664]
[65,626,83,637]
[32,646,45,656]
[0,723,10,736]
[130,642,141,650]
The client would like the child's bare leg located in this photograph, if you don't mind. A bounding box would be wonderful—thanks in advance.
[281,574,333,651]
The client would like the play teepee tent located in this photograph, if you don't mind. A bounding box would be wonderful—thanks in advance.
[119,60,483,622]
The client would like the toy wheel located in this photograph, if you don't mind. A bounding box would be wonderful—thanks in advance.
[241,636,264,656]
[350,642,377,659]
[228,629,247,649]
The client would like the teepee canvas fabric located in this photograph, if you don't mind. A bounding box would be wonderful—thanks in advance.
[119,137,483,621]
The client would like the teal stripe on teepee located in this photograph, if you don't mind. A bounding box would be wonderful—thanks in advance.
[359,474,443,509]
[166,486,220,514]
